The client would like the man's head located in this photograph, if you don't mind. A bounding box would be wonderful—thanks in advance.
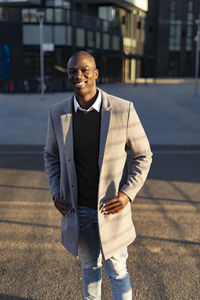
[67,51,99,100]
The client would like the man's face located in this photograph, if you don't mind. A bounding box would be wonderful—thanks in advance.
[67,55,99,98]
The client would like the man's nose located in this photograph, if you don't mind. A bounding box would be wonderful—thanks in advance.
[74,69,83,78]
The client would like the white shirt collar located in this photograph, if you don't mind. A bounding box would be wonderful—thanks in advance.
[73,90,102,113]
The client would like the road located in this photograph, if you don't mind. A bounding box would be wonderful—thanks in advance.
[0,146,200,300]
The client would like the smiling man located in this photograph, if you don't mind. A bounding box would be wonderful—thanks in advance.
[44,51,152,299]
[67,52,98,107]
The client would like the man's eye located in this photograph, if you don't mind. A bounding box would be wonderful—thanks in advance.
[81,68,89,73]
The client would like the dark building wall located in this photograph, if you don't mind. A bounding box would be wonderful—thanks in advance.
[144,0,159,77]
[0,8,23,90]
[156,0,170,76]
[145,0,158,55]
[145,0,200,77]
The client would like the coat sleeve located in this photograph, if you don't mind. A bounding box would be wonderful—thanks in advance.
[120,102,153,201]
[44,107,60,198]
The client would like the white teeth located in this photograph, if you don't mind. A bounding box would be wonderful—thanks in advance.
[75,82,86,87]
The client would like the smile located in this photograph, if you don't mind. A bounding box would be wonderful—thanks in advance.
[74,81,87,88]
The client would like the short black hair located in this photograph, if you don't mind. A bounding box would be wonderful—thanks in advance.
[67,51,96,68]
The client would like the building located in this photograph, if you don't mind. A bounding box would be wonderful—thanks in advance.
[0,0,148,92]
[145,0,200,77]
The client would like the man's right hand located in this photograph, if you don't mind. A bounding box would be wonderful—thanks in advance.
[53,193,74,217]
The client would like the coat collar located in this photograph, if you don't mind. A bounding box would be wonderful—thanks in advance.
[61,88,112,115]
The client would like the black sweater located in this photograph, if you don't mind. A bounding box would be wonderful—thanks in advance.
[73,109,101,209]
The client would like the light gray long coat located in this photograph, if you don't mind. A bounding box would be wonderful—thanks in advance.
[44,88,152,260]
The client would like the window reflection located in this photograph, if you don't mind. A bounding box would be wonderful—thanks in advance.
[22,9,29,22]
[29,9,37,23]
[54,8,62,23]
[45,8,53,23]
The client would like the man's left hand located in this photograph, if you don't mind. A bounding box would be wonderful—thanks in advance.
[102,192,130,215]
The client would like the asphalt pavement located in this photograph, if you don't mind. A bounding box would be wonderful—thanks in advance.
[0,79,200,300]
[0,148,199,300]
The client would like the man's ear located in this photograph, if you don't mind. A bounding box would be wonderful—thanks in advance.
[94,69,99,80]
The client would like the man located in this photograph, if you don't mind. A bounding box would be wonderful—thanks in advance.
[44,51,152,299]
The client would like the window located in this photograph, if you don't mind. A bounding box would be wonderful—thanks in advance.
[169,1,182,51]
[169,21,182,51]
[54,8,63,23]
[98,6,116,23]
[46,0,54,6]
[22,7,65,23]
[186,25,193,51]
[54,25,65,45]
[23,25,39,44]
[76,28,85,47]
[186,1,194,51]
[96,32,101,49]
[103,20,109,32]
[65,9,70,23]
[87,31,94,48]
[54,0,62,6]
[0,7,8,22]
[170,0,176,20]
[22,9,39,23]
[29,9,37,23]
[133,14,137,38]
[103,33,109,50]
[23,25,53,44]
[46,0,70,7]
[188,1,193,12]
[187,12,193,24]
[137,21,141,30]
[112,36,120,51]
[22,9,29,23]
[66,25,72,46]
[125,11,131,37]
[45,8,53,23]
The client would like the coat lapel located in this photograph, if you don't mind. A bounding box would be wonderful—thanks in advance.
[98,89,112,173]
[60,96,78,202]
[60,96,74,158]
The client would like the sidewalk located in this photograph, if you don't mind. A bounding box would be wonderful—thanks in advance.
[0,79,200,145]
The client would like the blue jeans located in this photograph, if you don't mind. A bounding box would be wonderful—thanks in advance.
[78,206,132,300]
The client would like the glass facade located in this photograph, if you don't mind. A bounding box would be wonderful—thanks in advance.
[169,0,195,52]
[76,28,85,47]
[95,32,100,49]
[66,25,72,46]
[103,33,109,50]
[112,36,120,51]
[169,21,182,51]
[186,1,193,51]
[169,1,182,51]
[21,7,120,51]
[87,31,94,48]
[54,25,65,45]
[0,0,147,92]
[0,0,41,3]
